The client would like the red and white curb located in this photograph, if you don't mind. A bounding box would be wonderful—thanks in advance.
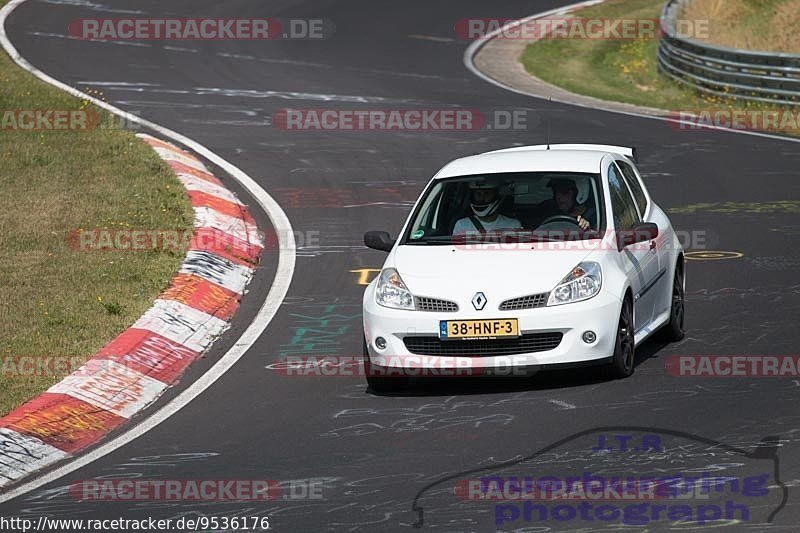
[0,135,263,489]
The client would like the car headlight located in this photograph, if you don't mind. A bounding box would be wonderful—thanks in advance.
[547,262,602,306]
[376,268,415,310]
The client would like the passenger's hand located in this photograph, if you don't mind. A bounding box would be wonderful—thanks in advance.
[576,216,590,230]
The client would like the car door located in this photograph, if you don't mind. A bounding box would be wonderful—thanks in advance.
[615,158,670,319]
[606,161,659,331]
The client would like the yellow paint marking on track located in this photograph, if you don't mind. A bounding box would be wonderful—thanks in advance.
[350,268,381,286]
[685,251,744,261]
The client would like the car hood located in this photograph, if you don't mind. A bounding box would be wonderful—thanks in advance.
[390,244,597,307]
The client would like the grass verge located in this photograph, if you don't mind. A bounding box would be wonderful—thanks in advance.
[0,0,194,416]
[681,0,800,54]
[519,0,800,136]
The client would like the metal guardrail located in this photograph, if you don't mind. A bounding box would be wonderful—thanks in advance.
[657,0,800,106]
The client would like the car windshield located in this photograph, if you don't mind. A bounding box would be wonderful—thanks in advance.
[402,172,605,245]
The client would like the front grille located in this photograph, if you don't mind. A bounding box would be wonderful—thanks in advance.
[403,332,563,357]
[415,296,458,312]
[499,293,549,311]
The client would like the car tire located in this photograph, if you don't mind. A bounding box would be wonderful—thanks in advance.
[363,338,409,393]
[606,297,635,379]
[657,263,685,342]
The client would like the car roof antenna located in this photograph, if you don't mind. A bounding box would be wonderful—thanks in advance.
[546,118,551,150]
[546,101,551,150]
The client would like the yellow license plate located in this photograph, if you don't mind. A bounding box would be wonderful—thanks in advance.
[439,319,519,340]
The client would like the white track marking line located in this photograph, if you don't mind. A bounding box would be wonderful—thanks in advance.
[548,399,577,410]
[27,31,152,47]
[463,0,800,145]
[0,0,295,503]
[408,34,455,43]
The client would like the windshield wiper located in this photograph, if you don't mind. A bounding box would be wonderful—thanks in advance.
[404,236,456,245]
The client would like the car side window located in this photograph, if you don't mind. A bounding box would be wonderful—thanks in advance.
[615,160,648,218]
[607,163,641,231]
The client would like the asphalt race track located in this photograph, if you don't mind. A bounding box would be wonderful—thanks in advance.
[2,0,800,531]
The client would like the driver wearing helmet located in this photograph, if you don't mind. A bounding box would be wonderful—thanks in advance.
[453,180,521,235]
[536,178,595,230]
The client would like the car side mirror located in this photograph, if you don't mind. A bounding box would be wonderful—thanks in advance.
[364,231,395,252]
[618,222,658,250]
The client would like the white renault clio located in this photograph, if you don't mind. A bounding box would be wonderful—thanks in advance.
[362,145,685,391]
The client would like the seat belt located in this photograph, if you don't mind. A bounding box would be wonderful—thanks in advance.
[469,216,487,234]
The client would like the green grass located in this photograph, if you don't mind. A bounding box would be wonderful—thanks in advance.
[520,0,800,134]
[682,0,800,54]
[0,0,194,415]
[522,0,694,109]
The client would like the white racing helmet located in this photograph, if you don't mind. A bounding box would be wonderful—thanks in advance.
[469,179,505,218]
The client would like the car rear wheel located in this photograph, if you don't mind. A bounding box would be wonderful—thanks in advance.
[657,264,685,342]
[363,338,409,393]
[606,298,635,379]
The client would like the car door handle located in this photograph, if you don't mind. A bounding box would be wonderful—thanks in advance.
[649,240,657,251]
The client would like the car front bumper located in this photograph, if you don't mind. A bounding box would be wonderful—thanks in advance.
[363,286,622,374]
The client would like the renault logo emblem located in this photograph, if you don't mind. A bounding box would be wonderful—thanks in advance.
[471,292,487,311]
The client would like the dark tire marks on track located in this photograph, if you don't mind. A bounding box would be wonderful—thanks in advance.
[2,0,800,530]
